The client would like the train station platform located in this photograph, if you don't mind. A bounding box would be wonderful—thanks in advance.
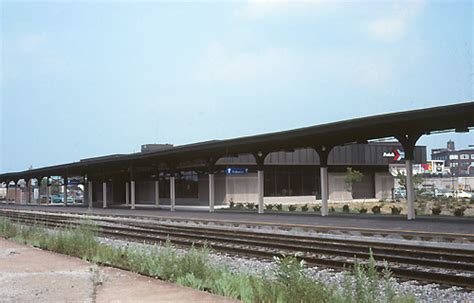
[1,203,473,237]
[0,238,235,302]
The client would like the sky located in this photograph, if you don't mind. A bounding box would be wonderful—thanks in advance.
[1,0,473,172]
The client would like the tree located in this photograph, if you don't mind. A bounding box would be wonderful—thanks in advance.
[394,170,424,200]
[345,167,363,194]
[394,170,423,190]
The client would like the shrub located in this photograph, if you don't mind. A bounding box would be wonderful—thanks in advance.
[288,205,297,212]
[359,207,368,214]
[431,205,442,215]
[235,203,244,209]
[371,205,381,214]
[454,207,465,217]
[329,206,336,213]
[342,204,350,213]
[312,205,321,212]
[245,202,255,210]
[301,204,309,212]
[275,203,283,211]
[390,206,402,215]
[229,200,235,208]
[265,204,274,211]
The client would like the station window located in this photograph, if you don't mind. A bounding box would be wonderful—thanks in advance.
[159,172,198,199]
[264,166,320,198]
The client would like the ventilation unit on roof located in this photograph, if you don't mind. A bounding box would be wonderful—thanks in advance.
[141,144,174,153]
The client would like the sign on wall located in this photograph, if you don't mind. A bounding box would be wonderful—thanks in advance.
[383,148,405,161]
[389,160,446,176]
[226,167,249,175]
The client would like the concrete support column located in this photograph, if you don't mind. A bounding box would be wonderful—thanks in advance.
[25,179,31,204]
[14,182,18,204]
[35,178,41,204]
[320,166,329,216]
[88,181,93,209]
[4,183,8,203]
[47,181,50,204]
[253,151,268,214]
[125,182,130,206]
[154,180,160,207]
[102,182,107,208]
[27,179,32,204]
[170,176,176,212]
[63,176,68,206]
[257,170,264,214]
[19,182,23,204]
[405,160,415,220]
[314,145,332,217]
[396,133,421,220]
[209,173,215,213]
[130,181,136,210]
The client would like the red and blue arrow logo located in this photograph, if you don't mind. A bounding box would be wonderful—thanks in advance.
[393,149,405,161]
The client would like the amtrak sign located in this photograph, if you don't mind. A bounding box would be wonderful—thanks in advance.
[226,167,249,175]
[383,149,405,161]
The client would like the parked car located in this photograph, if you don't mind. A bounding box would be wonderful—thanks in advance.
[50,195,74,204]
[419,190,435,198]
[454,190,473,199]
[435,188,448,198]
[443,190,472,199]
[393,188,406,199]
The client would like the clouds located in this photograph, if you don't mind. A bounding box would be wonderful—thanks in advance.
[236,0,426,43]
[17,33,47,53]
[193,1,428,88]
[235,0,327,20]
[194,42,293,84]
[366,0,426,43]
[3,31,68,80]
[193,41,396,89]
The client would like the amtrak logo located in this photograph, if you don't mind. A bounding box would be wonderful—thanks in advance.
[383,149,405,161]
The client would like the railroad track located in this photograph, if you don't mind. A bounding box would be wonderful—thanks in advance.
[1,209,473,289]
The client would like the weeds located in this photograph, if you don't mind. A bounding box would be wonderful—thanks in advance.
[0,218,416,303]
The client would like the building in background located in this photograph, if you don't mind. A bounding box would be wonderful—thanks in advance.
[431,141,474,176]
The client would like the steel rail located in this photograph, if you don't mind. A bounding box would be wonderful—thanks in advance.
[1,210,473,289]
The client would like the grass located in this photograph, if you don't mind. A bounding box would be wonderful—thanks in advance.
[0,218,416,303]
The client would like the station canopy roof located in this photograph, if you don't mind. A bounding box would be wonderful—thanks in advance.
[1,101,473,182]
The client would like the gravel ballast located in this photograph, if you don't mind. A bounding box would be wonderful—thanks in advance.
[98,237,474,303]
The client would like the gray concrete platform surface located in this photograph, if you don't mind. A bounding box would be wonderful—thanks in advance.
[1,203,473,236]
[0,238,236,303]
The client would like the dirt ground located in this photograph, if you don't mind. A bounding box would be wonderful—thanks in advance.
[0,238,237,303]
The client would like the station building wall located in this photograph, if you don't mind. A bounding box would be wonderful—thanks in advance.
[89,169,395,205]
